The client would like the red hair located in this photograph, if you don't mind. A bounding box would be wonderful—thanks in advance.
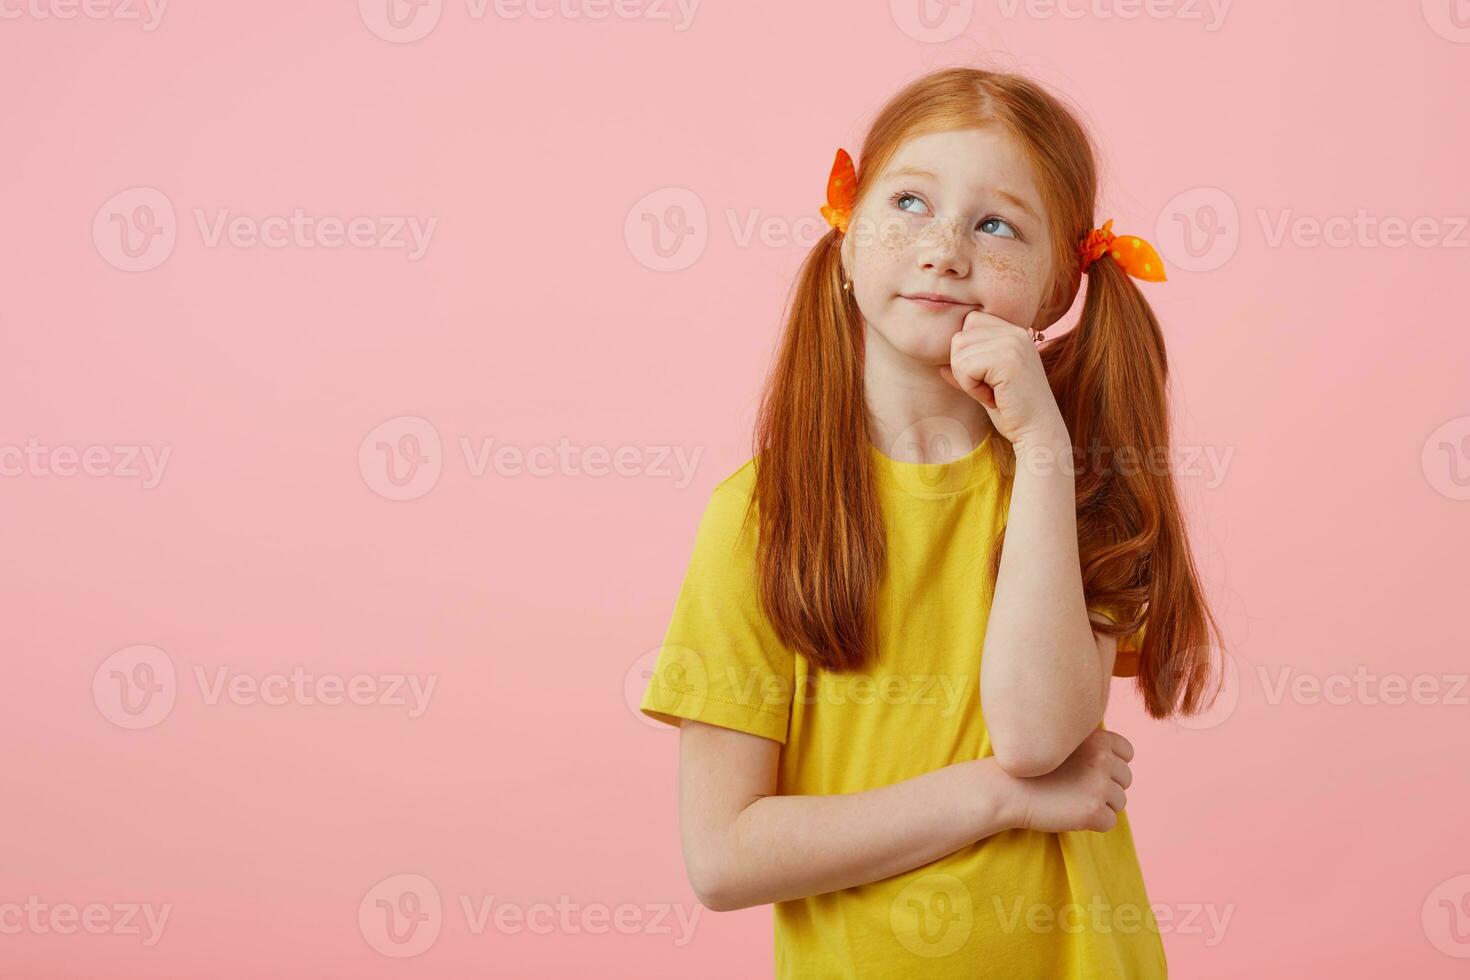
[742,66,1223,720]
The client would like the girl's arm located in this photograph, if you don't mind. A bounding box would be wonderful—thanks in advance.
[678,719,1018,912]
[980,429,1106,778]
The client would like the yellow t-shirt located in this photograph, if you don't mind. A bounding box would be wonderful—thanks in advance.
[639,432,1167,979]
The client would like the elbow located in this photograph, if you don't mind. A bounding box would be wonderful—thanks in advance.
[990,732,1070,778]
[689,871,745,913]
[987,692,1105,778]
[688,868,729,912]
[992,746,1064,779]
[685,854,723,911]
[685,852,742,913]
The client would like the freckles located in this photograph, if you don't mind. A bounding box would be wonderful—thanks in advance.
[978,250,1028,286]
[877,219,914,253]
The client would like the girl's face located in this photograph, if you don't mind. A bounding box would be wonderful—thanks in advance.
[841,126,1062,363]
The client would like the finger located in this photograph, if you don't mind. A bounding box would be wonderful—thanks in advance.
[950,326,999,354]
[1109,757,1133,790]
[952,348,999,394]
[946,351,998,408]
[961,309,1026,334]
[938,365,962,390]
[1105,784,1127,813]
[1108,732,1135,763]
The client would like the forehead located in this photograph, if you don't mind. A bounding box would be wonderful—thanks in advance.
[878,127,1041,208]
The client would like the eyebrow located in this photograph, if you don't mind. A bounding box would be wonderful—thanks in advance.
[882,166,1040,221]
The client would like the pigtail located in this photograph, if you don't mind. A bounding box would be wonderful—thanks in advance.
[1045,254,1224,718]
[749,229,886,673]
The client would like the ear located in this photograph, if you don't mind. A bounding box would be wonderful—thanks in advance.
[1036,271,1080,329]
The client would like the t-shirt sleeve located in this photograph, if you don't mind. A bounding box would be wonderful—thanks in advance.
[638,480,796,744]
[1088,601,1148,678]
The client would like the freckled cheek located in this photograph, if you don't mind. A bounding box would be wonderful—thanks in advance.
[975,250,1048,317]
[851,230,917,285]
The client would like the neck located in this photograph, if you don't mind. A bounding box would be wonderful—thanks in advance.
[861,320,995,464]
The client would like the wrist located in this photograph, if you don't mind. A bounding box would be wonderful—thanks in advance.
[1011,432,1076,483]
[1013,415,1070,453]
[968,757,1026,834]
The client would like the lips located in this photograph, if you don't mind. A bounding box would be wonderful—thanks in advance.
[905,291,965,303]
[902,293,975,311]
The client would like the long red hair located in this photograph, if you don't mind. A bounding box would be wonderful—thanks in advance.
[740,66,1223,720]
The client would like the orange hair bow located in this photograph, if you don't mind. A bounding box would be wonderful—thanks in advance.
[1079,219,1166,281]
[820,148,856,234]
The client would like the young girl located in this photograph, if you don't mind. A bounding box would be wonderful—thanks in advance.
[639,66,1222,979]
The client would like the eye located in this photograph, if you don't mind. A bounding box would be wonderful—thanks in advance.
[889,191,928,215]
[979,216,1019,240]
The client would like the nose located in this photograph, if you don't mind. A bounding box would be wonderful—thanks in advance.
[914,217,969,278]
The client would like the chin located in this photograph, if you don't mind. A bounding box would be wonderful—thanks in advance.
[882,324,955,363]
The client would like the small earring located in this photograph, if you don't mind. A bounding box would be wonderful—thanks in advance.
[842,279,852,291]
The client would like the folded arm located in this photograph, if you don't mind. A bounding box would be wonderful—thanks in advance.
[677,719,1019,911]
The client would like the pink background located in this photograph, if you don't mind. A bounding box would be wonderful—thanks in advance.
[3,1,1468,976]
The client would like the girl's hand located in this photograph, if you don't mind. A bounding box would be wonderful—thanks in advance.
[938,310,1067,447]
[1005,728,1135,834]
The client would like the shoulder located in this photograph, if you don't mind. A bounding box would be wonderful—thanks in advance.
[712,455,758,497]
[694,456,759,549]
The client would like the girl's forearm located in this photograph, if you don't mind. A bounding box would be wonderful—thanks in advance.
[980,432,1103,776]
[704,758,1018,911]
